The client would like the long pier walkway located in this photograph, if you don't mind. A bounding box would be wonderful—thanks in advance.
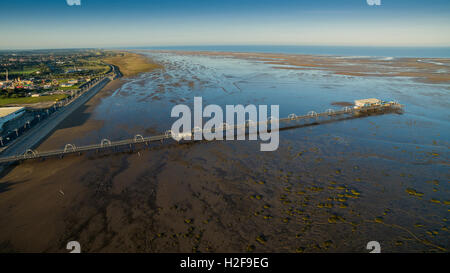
[0,102,403,164]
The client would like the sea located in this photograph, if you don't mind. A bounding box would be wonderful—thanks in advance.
[124,45,450,58]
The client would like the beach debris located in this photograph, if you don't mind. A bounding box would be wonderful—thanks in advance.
[295,247,305,253]
[426,180,439,185]
[322,240,333,249]
[246,245,255,252]
[405,188,424,197]
[328,215,340,223]
[374,217,384,223]
[256,235,267,245]
[317,203,333,209]
[350,189,361,196]
[309,186,324,192]
[250,194,263,200]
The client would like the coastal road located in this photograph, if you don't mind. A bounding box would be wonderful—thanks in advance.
[0,77,111,159]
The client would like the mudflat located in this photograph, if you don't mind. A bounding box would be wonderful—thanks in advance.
[0,50,448,253]
[148,50,450,84]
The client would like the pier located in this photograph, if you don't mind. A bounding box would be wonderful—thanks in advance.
[0,102,403,164]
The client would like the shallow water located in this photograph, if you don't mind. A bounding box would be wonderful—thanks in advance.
[72,51,449,252]
[2,51,448,253]
[93,52,449,153]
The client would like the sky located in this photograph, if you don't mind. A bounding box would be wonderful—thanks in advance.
[1,0,450,49]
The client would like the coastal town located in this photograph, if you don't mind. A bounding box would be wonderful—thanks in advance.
[0,50,114,107]
[0,50,123,149]
[0,0,448,262]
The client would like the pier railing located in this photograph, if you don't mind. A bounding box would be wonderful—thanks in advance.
[0,102,403,164]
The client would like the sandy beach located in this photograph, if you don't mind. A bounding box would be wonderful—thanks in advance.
[103,52,163,77]
[0,52,162,252]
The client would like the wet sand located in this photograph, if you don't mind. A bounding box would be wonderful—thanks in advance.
[147,50,450,84]
[0,51,448,253]
[37,79,124,150]
[0,78,126,252]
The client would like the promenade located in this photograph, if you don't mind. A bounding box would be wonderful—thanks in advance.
[0,77,111,159]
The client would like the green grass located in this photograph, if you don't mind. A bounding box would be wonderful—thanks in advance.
[60,85,81,90]
[0,94,68,106]
[72,59,110,72]
[0,68,40,76]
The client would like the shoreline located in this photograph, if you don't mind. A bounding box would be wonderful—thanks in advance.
[0,78,111,157]
[0,51,162,171]
[0,50,447,253]
[141,49,450,84]
[0,78,112,178]
[0,52,162,251]
[36,52,162,151]
[103,51,163,77]
[35,78,123,151]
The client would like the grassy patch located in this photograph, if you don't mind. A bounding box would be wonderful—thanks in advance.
[0,67,40,76]
[0,94,68,106]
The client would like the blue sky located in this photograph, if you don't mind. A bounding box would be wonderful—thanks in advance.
[1,0,449,49]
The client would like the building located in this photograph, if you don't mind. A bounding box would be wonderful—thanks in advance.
[354,98,381,108]
[0,107,26,130]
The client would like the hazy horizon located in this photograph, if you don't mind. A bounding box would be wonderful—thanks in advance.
[2,44,450,51]
[1,0,450,50]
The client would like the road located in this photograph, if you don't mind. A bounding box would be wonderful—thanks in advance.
[0,77,111,159]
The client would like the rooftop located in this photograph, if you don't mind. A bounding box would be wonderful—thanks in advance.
[354,98,381,106]
[0,107,25,118]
